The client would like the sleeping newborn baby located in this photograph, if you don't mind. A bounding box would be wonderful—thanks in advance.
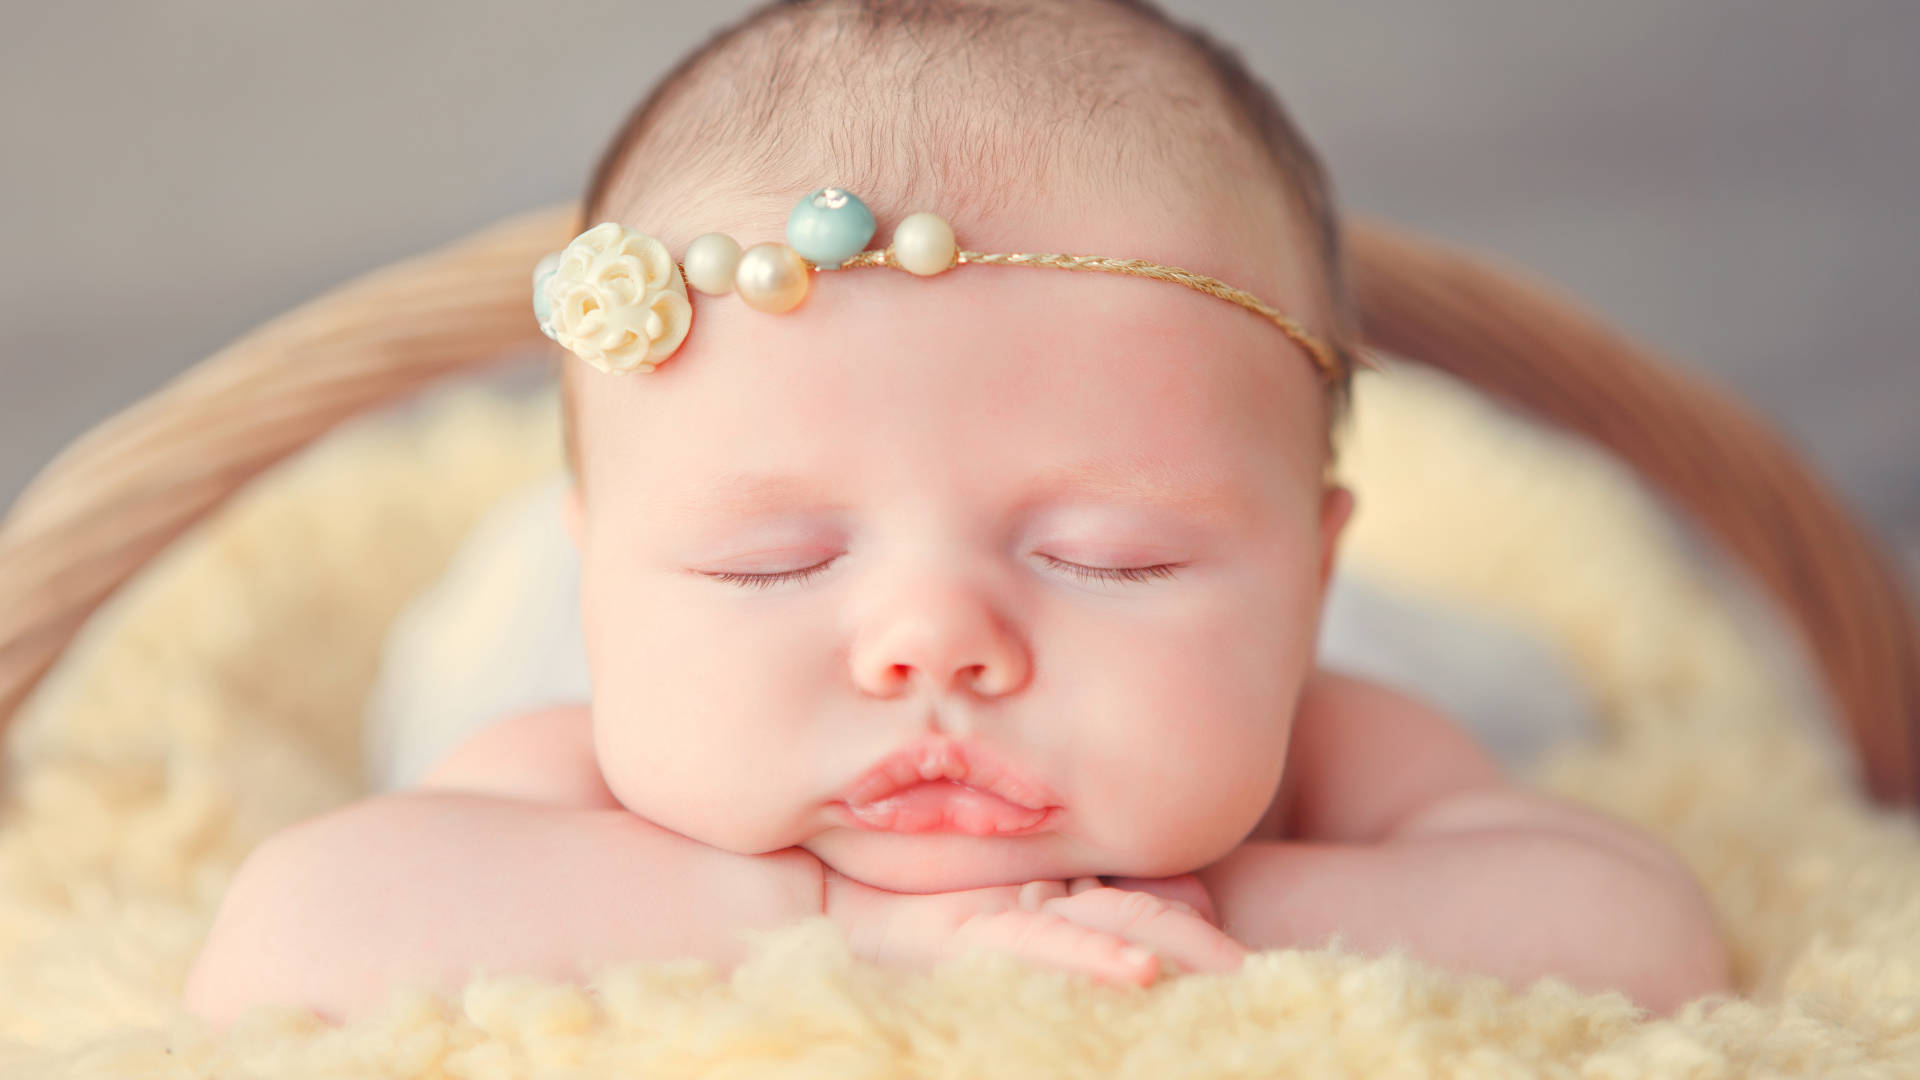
[185,0,1730,1027]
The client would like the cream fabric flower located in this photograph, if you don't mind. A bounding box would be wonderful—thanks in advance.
[542,223,692,374]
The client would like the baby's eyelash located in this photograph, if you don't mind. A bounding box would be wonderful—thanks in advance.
[703,559,838,590]
[1036,553,1182,584]
[701,555,1182,589]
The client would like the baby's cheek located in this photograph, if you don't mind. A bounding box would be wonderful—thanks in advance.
[587,633,817,856]
[1093,628,1297,864]
[1113,739,1281,872]
[594,714,786,852]
[1065,702,1283,873]
[581,596,717,822]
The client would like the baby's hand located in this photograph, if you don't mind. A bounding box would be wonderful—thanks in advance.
[1094,873,1222,928]
[824,869,1245,986]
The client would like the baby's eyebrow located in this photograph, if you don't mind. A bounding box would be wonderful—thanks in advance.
[665,472,850,521]
[1022,454,1252,521]
[668,453,1253,523]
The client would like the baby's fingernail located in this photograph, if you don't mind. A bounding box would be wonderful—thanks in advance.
[1120,946,1154,967]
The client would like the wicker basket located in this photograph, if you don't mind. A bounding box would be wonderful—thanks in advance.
[1,204,1915,808]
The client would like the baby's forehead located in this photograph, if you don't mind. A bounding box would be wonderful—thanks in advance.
[573,194,1331,501]
[576,355,1313,534]
[628,255,1299,405]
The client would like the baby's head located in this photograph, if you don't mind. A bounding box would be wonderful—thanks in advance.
[558,0,1358,892]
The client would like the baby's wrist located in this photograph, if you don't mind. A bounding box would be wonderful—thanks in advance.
[821,864,863,919]
[821,865,893,931]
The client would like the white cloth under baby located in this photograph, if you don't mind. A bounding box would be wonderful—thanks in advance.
[363,476,1599,793]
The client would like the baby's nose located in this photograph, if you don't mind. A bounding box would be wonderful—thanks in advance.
[849,590,1030,698]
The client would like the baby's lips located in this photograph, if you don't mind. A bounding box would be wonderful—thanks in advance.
[841,782,1050,834]
[841,735,1057,811]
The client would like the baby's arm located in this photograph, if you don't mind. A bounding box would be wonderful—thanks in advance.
[1198,670,1731,1017]
[183,791,824,1029]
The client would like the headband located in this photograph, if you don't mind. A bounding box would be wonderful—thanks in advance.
[533,186,1356,381]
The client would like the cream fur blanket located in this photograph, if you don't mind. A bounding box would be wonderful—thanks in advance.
[4,364,1918,1078]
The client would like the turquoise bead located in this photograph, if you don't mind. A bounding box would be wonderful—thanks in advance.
[786,187,876,269]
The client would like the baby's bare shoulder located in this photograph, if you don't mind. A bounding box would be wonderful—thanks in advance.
[1277,668,1506,845]
[415,703,618,810]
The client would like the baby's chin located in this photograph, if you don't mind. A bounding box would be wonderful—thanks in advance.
[804,833,1072,894]
[802,828,1170,894]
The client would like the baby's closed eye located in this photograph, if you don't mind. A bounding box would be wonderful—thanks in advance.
[697,552,1186,590]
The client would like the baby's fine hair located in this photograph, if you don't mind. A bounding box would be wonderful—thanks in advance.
[560,0,1354,477]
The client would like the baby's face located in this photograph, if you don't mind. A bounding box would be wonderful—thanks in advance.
[568,205,1349,893]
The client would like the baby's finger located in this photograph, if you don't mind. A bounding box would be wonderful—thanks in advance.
[1100,873,1217,926]
[1041,887,1247,975]
[1017,880,1069,911]
[955,909,1161,985]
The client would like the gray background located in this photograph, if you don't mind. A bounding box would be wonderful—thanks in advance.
[3,2,1915,576]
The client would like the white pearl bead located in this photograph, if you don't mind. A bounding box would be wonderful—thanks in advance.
[892,212,957,276]
[734,242,811,313]
[683,232,743,295]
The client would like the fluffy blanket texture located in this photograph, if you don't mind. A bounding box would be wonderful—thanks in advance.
[3,363,1918,1078]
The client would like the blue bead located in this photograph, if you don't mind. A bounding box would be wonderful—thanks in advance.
[786,188,876,269]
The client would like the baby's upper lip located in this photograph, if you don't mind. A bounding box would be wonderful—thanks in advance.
[840,735,1058,811]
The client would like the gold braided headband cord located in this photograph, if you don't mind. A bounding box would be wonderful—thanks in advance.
[533,187,1363,383]
[833,247,1356,382]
